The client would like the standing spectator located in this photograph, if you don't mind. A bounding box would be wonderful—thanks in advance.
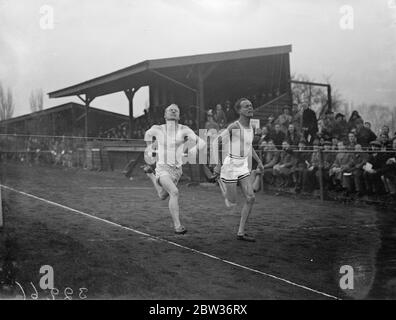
[332,113,349,142]
[301,103,318,144]
[292,103,303,132]
[224,100,237,123]
[348,110,363,131]
[275,106,293,133]
[304,140,321,192]
[272,124,286,150]
[355,119,377,148]
[213,104,227,129]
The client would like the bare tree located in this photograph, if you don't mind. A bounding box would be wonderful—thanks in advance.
[0,82,15,120]
[29,88,44,113]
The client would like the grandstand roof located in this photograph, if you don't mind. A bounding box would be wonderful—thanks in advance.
[0,102,128,125]
[48,45,292,99]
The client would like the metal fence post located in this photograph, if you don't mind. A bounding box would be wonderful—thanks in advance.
[318,147,324,202]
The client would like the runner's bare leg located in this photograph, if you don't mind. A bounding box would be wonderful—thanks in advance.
[158,175,182,230]
[238,176,255,236]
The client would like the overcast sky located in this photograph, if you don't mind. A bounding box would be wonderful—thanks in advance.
[1,0,395,118]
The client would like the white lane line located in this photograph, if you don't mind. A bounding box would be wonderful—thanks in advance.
[0,184,340,300]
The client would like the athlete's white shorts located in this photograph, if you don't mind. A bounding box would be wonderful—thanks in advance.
[156,164,183,186]
[220,155,250,184]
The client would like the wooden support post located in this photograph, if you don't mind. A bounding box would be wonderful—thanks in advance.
[0,186,3,229]
[124,88,138,139]
[77,95,95,140]
[327,85,332,112]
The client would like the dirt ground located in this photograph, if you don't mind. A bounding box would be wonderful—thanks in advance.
[0,162,395,300]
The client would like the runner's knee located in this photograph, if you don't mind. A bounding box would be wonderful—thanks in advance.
[169,188,179,198]
[246,193,255,204]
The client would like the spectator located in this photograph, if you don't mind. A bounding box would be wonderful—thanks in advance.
[258,126,271,146]
[292,103,303,132]
[364,122,372,130]
[321,141,336,191]
[349,144,369,196]
[347,132,358,150]
[355,119,377,148]
[380,125,390,139]
[332,113,349,141]
[273,141,296,187]
[205,111,220,131]
[301,103,318,144]
[317,119,331,141]
[348,110,363,130]
[304,140,321,192]
[213,104,227,129]
[382,138,396,198]
[266,115,276,134]
[331,137,339,151]
[329,141,353,190]
[363,141,389,195]
[275,106,293,132]
[224,100,237,123]
[262,140,279,186]
[286,124,301,147]
[293,140,310,193]
[378,133,391,150]
[272,124,286,150]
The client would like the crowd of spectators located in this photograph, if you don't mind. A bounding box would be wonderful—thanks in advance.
[252,103,396,200]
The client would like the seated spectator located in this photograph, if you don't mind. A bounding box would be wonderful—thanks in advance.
[205,111,220,131]
[380,125,390,139]
[331,137,339,151]
[382,138,396,198]
[275,106,293,132]
[272,124,286,150]
[378,133,391,150]
[329,141,353,190]
[316,119,331,141]
[266,115,276,134]
[258,126,271,147]
[343,144,369,196]
[262,140,279,186]
[347,132,358,150]
[355,118,377,148]
[321,140,336,191]
[293,140,310,193]
[273,141,296,187]
[363,141,389,195]
[286,124,301,148]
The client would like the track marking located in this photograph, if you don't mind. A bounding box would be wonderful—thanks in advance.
[1,184,340,300]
